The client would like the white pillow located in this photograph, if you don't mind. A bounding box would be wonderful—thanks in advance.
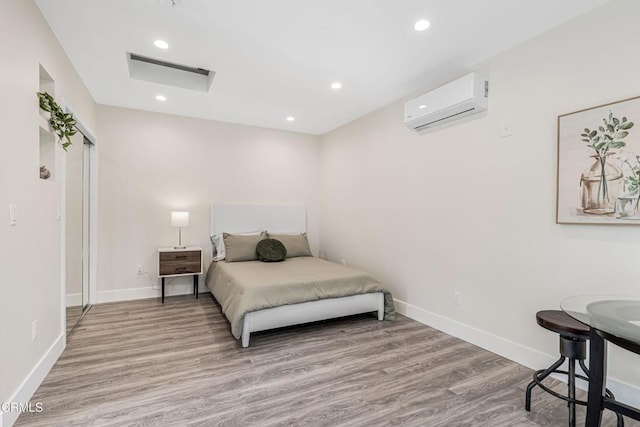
[210,234,225,261]
[210,230,262,261]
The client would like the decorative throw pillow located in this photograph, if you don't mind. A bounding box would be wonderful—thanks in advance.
[223,231,266,262]
[267,232,313,257]
[256,239,287,262]
[211,230,262,261]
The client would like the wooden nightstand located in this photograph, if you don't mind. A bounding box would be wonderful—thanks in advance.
[158,246,203,303]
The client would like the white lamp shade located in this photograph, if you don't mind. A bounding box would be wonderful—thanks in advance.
[171,211,189,227]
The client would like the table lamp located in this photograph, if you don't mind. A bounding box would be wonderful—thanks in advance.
[171,211,189,249]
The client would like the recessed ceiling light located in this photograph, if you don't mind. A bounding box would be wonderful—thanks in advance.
[154,40,169,49]
[286,116,295,122]
[414,19,430,31]
[156,95,167,101]
[418,104,427,109]
[331,82,342,90]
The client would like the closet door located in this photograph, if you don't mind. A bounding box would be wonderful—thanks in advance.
[65,132,83,334]
[81,137,91,312]
[66,133,94,334]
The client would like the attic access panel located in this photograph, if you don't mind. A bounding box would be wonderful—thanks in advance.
[126,52,215,92]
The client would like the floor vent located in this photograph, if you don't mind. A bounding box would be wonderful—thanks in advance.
[126,52,215,92]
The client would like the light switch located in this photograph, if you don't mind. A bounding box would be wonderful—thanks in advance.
[9,204,16,226]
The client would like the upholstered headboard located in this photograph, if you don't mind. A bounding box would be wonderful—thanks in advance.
[210,203,306,237]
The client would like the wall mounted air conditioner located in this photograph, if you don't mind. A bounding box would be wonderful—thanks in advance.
[404,72,488,132]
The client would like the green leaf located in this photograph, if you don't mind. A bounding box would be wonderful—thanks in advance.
[613,117,620,125]
[614,131,629,139]
[609,141,625,149]
[589,130,597,138]
[36,91,77,151]
[619,121,634,130]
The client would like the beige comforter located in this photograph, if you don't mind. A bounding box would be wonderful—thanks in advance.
[205,257,395,339]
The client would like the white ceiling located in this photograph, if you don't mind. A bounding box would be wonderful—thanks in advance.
[35,0,609,135]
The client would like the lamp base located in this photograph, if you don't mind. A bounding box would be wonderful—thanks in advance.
[173,245,187,250]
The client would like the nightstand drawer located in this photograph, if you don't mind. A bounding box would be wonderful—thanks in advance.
[159,250,200,263]
[159,261,201,276]
[157,246,203,303]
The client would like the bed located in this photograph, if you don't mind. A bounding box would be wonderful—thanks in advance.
[205,203,395,347]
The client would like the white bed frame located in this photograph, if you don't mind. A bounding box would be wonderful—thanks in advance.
[210,203,385,347]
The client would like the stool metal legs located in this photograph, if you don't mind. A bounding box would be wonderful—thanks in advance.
[525,356,565,411]
[568,357,576,426]
[525,336,624,427]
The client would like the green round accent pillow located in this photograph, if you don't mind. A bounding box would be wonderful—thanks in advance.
[256,239,287,262]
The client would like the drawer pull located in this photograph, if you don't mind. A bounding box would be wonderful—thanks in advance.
[175,256,187,259]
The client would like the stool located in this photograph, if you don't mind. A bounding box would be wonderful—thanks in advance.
[525,310,623,427]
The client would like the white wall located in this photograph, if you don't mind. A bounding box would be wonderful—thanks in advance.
[0,0,96,425]
[320,0,640,404]
[95,105,321,302]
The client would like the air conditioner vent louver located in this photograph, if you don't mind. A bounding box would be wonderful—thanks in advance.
[126,52,215,92]
[129,53,210,76]
[404,72,488,132]
[413,107,477,131]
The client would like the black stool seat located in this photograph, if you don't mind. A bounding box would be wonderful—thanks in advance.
[525,310,623,427]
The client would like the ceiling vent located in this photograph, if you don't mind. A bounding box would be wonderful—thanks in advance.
[126,52,215,92]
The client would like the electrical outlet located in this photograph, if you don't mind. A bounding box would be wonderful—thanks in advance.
[501,123,512,138]
[32,319,38,341]
[136,265,143,275]
[9,204,17,226]
[453,290,462,306]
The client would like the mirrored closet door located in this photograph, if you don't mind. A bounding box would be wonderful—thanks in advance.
[65,134,93,334]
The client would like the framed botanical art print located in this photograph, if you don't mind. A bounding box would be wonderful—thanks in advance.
[557,95,640,224]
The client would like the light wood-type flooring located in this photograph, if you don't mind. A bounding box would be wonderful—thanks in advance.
[16,295,638,426]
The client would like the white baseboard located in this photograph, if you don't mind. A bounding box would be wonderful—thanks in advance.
[606,377,640,409]
[0,333,64,427]
[66,292,81,306]
[97,283,209,304]
[394,298,640,408]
